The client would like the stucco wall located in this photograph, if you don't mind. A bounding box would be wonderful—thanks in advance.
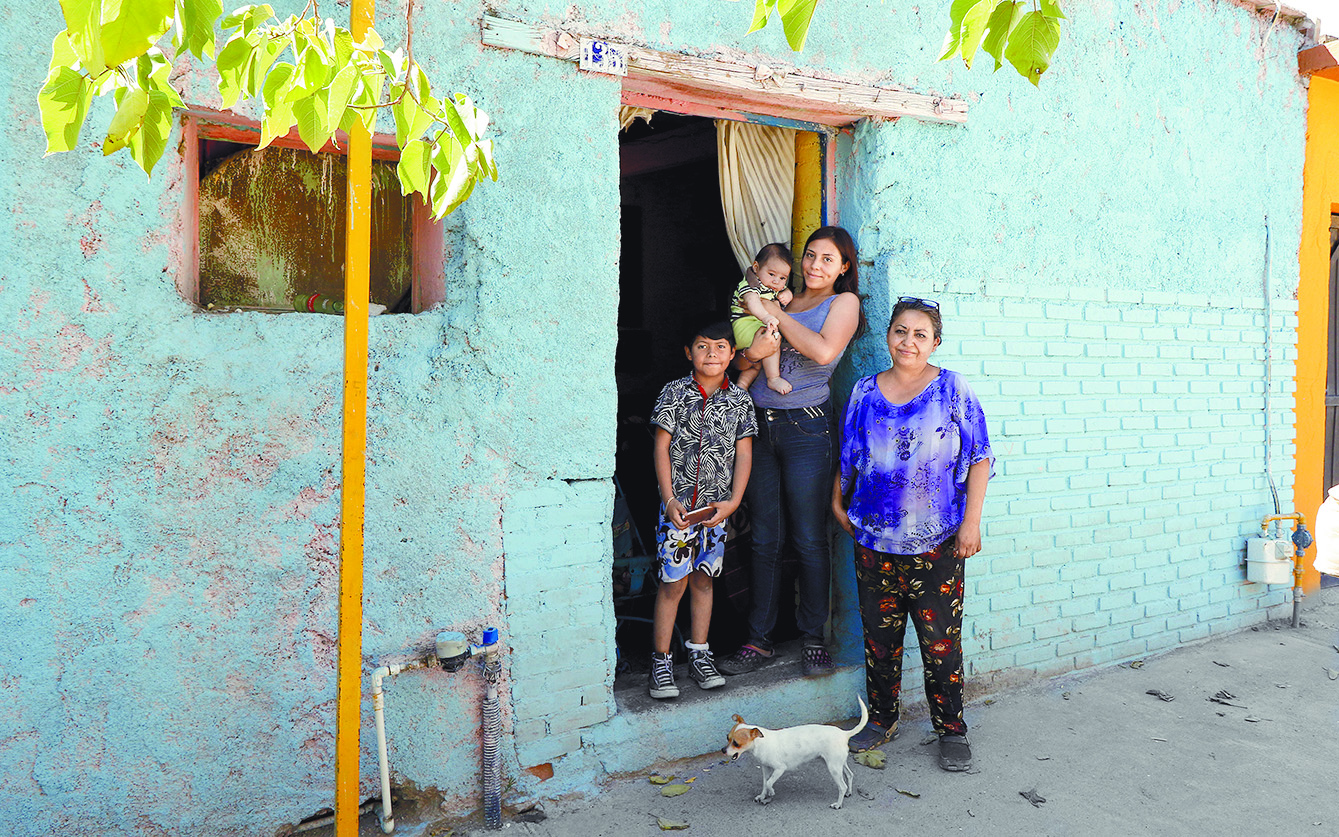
[0,0,1307,834]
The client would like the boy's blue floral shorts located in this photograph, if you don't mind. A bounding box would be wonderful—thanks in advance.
[656,506,727,582]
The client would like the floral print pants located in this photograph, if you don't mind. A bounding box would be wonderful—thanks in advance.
[854,538,967,736]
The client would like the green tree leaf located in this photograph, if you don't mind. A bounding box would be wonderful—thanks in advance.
[747,0,776,35]
[293,91,332,152]
[258,62,295,148]
[325,63,359,126]
[244,37,284,99]
[1039,0,1066,20]
[393,92,435,147]
[38,64,94,153]
[957,0,995,69]
[127,89,174,173]
[39,3,497,213]
[350,71,381,132]
[430,136,475,218]
[103,87,149,155]
[478,138,497,182]
[60,0,105,71]
[47,29,80,75]
[778,0,819,51]
[99,0,173,69]
[981,1,1022,71]
[396,138,431,198]
[748,0,817,51]
[438,94,474,150]
[1003,10,1061,85]
[174,0,222,59]
[222,4,274,36]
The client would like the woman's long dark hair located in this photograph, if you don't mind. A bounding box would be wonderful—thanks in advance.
[805,225,867,339]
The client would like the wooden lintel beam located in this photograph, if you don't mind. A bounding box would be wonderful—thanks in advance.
[1299,42,1339,78]
[480,15,967,126]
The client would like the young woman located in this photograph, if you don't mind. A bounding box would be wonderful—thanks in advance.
[833,297,992,771]
[720,226,865,678]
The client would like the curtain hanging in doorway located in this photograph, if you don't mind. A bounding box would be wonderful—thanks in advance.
[716,120,795,272]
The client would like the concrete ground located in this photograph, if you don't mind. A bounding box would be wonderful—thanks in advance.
[504,586,1338,837]
[332,586,1339,837]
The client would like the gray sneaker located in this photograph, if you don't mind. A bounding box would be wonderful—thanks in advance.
[688,647,725,689]
[649,652,679,699]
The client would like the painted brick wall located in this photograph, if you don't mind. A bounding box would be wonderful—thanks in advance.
[947,289,1297,678]
[502,479,617,766]
[831,286,1300,702]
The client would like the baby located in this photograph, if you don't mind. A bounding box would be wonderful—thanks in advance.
[730,243,794,394]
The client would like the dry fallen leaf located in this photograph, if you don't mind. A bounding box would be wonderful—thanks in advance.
[660,784,691,798]
[1130,660,1145,669]
[649,775,674,785]
[684,777,696,784]
[854,750,886,769]
[895,787,921,798]
[1020,788,1046,807]
[655,817,689,831]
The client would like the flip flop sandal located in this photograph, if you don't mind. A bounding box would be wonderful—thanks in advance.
[848,721,898,753]
[938,734,972,771]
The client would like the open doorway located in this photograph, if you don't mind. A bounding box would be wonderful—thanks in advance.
[612,111,821,689]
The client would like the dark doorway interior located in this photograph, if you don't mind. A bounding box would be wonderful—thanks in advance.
[614,114,753,676]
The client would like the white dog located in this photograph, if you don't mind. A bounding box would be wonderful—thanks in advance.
[721,697,869,809]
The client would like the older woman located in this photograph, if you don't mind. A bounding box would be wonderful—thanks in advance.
[719,226,865,678]
[832,297,992,771]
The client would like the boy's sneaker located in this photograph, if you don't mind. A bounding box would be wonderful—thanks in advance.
[688,647,725,689]
[649,652,679,699]
[718,643,774,676]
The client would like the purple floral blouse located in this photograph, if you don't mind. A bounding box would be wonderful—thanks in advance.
[839,369,993,555]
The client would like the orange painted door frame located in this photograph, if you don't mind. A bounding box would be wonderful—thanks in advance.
[1297,67,1339,591]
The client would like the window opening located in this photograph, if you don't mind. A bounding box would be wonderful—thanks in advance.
[611,109,831,695]
[184,115,442,314]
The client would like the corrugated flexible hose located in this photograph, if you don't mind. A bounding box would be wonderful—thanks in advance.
[482,653,502,829]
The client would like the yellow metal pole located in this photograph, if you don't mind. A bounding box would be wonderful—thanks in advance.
[337,1,374,833]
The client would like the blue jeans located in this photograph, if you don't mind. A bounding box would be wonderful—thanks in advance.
[744,402,835,645]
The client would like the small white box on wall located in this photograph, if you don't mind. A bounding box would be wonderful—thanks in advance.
[1245,537,1295,584]
[580,38,627,76]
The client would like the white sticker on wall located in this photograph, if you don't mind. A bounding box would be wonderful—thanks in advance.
[580,38,627,76]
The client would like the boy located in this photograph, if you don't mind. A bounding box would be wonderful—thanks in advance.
[648,318,757,698]
[731,243,794,394]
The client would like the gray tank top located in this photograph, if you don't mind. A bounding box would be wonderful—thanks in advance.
[749,294,846,409]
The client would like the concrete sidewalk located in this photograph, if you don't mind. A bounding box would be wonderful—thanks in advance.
[491,586,1339,837]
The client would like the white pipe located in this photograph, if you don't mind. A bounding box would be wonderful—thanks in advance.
[1263,217,1282,522]
[371,639,501,834]
[371,660,430,834]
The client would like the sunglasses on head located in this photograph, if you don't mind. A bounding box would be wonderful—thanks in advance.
[897,296,939,310]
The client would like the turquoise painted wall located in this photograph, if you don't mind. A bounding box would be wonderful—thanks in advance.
[0,0,1305,833]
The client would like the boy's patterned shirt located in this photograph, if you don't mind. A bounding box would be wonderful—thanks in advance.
[651,375,757,507]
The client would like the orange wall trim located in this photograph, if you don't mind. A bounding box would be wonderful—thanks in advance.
[1297,76,1338,591]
